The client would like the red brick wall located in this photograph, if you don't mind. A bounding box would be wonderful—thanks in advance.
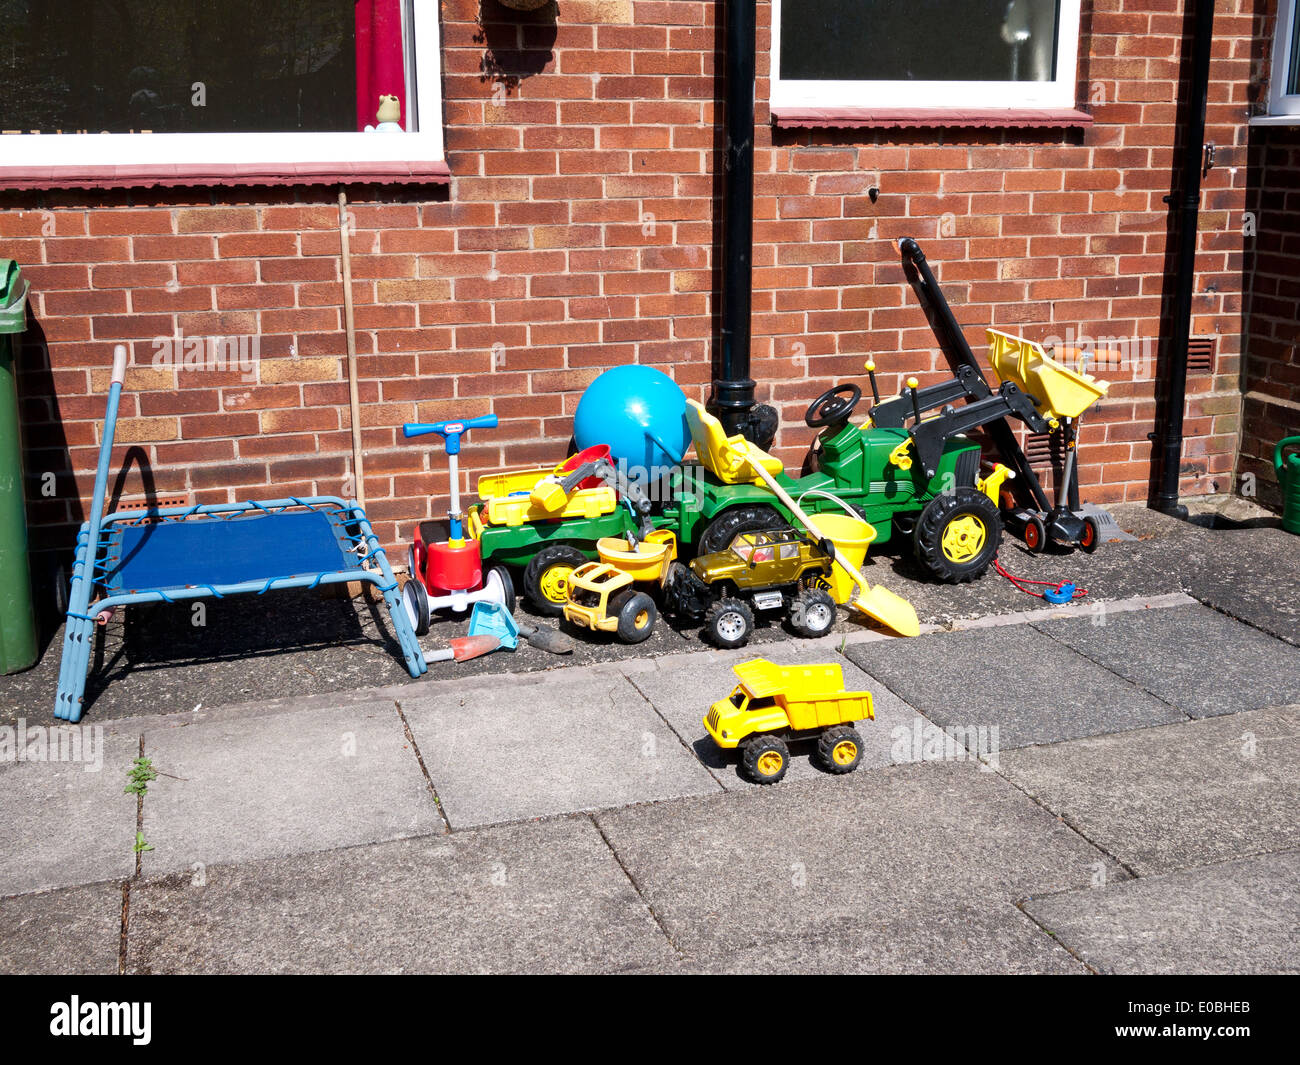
[1240,124,1300,506]
[0,0,1262,588]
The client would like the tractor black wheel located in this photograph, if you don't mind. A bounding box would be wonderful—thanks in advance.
[913,488,1002,583]
[523,544,589,616]
[613,590,657,644]
[789,586,836,638]
[696,504,786,555]
[816,726,864,774]
[741,734,790,785]
[704,597,754,649]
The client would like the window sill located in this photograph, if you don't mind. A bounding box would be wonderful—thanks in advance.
[1248,113,1300,127]
[771,107,1094,130]
[0,159,450,192]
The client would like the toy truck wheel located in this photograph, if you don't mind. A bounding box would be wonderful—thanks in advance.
[704,597,754,649]
[790,586,836,638]
[1079,515,1102,554]
[524,545,589,616]
[913,488,1002,583]
[741,734,790,784]
[402,578,430,636]
[697,504,785,555]
[613,590,657,644]
[816,726,864,774]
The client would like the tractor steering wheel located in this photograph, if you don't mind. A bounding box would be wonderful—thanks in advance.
[804,384,862,429]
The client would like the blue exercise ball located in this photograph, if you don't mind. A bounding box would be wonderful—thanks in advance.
[573,365,690,472]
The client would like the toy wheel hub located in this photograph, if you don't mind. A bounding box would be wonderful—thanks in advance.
[941,516,986,564]
[756,751,784,775]
[832,739,858,765]
[806,602,832,628]
[715,611,747,640]
[539,565,575,603]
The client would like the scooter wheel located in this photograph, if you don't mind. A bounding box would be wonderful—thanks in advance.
[1023,515,1046,554]
[402,578,430,636]
[484,565,517,614]
[1079,515,1102,554]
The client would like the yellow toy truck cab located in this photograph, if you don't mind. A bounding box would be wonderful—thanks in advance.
[703,658,875,784]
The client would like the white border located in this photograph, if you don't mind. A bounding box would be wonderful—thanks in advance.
[0,0,444,175]
[1268,0,1300,117]
[770,0,1082,111]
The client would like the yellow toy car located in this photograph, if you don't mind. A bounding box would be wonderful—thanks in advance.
[703,659,874,784]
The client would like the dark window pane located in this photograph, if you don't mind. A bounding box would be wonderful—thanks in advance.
[1,1,359,133]
[781,0,1061,83]
[1288,3,1300,95]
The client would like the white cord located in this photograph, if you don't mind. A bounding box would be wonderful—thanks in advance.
[795,488,863,520]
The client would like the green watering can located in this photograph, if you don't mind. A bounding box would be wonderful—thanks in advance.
[1277,436,1300,535]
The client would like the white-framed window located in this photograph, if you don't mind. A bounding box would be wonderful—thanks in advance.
[770,0,1083,112]
[0,0,444,184]
[1267,0,1300,117]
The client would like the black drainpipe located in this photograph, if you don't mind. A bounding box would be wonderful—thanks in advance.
[709,0,777,448]
[1151,0,1215,517]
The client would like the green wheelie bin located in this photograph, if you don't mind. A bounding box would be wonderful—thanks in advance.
[0,259,37,674]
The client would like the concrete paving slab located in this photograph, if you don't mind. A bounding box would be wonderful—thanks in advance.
[594,760,1126,967]
[1035,603,1300,717]
[1000,706,1300,876]
[845,623,1185,748]
[667,905,1086,974]
[1181,526,1300,648]
[140,701,441,876]
[125,818,677,974]
[0,729,139,895]
[1024,850,1300,974]
[400,666,720,828]
[622,642,931,789]
[0,881,123,974]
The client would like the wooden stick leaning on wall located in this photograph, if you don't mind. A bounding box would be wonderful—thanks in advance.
[338,188,366,509]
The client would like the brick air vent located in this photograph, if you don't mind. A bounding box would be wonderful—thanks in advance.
[1188,336,1216,375]
[1024,433,1059,469]
[114,497,191,524]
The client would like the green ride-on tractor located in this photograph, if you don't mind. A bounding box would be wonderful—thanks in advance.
[469,375,1006,616]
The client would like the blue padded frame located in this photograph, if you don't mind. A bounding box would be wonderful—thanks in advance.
[53,364,426,723]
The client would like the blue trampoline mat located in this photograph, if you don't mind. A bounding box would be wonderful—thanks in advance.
[103,509,358,594]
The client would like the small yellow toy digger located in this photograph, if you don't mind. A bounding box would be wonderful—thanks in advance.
[562,530,677,644]
[704,658,875,784]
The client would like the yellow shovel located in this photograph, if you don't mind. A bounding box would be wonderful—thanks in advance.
[744,461,921,638]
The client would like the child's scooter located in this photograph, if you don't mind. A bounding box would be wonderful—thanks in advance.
[402,414,514,635]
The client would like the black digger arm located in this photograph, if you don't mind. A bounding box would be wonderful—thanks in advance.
[896,237,1053,512]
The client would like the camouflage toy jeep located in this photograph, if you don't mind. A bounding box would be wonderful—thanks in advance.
[661,527,838,648]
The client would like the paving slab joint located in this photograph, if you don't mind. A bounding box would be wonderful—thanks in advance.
[393,699,451,834]
[1013,898,1099,974]
[589,814,683,960]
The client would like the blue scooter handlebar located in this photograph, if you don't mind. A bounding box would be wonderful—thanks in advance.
[403,414,498,455]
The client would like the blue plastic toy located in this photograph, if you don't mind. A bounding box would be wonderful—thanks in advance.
[573,365,690,473]
[1042,582,1077,605]
[468,600,519,650]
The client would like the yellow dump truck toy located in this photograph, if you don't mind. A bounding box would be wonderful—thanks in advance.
[703,658,875,784]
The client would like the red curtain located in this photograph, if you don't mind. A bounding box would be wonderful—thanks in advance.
[355,0,407,130]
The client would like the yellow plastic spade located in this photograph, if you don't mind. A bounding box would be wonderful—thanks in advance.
[684,400,919,637]
[747,461,920,638]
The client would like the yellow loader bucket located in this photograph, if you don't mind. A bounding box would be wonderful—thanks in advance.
[986,329,1109,422]
[812,513,877,604]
